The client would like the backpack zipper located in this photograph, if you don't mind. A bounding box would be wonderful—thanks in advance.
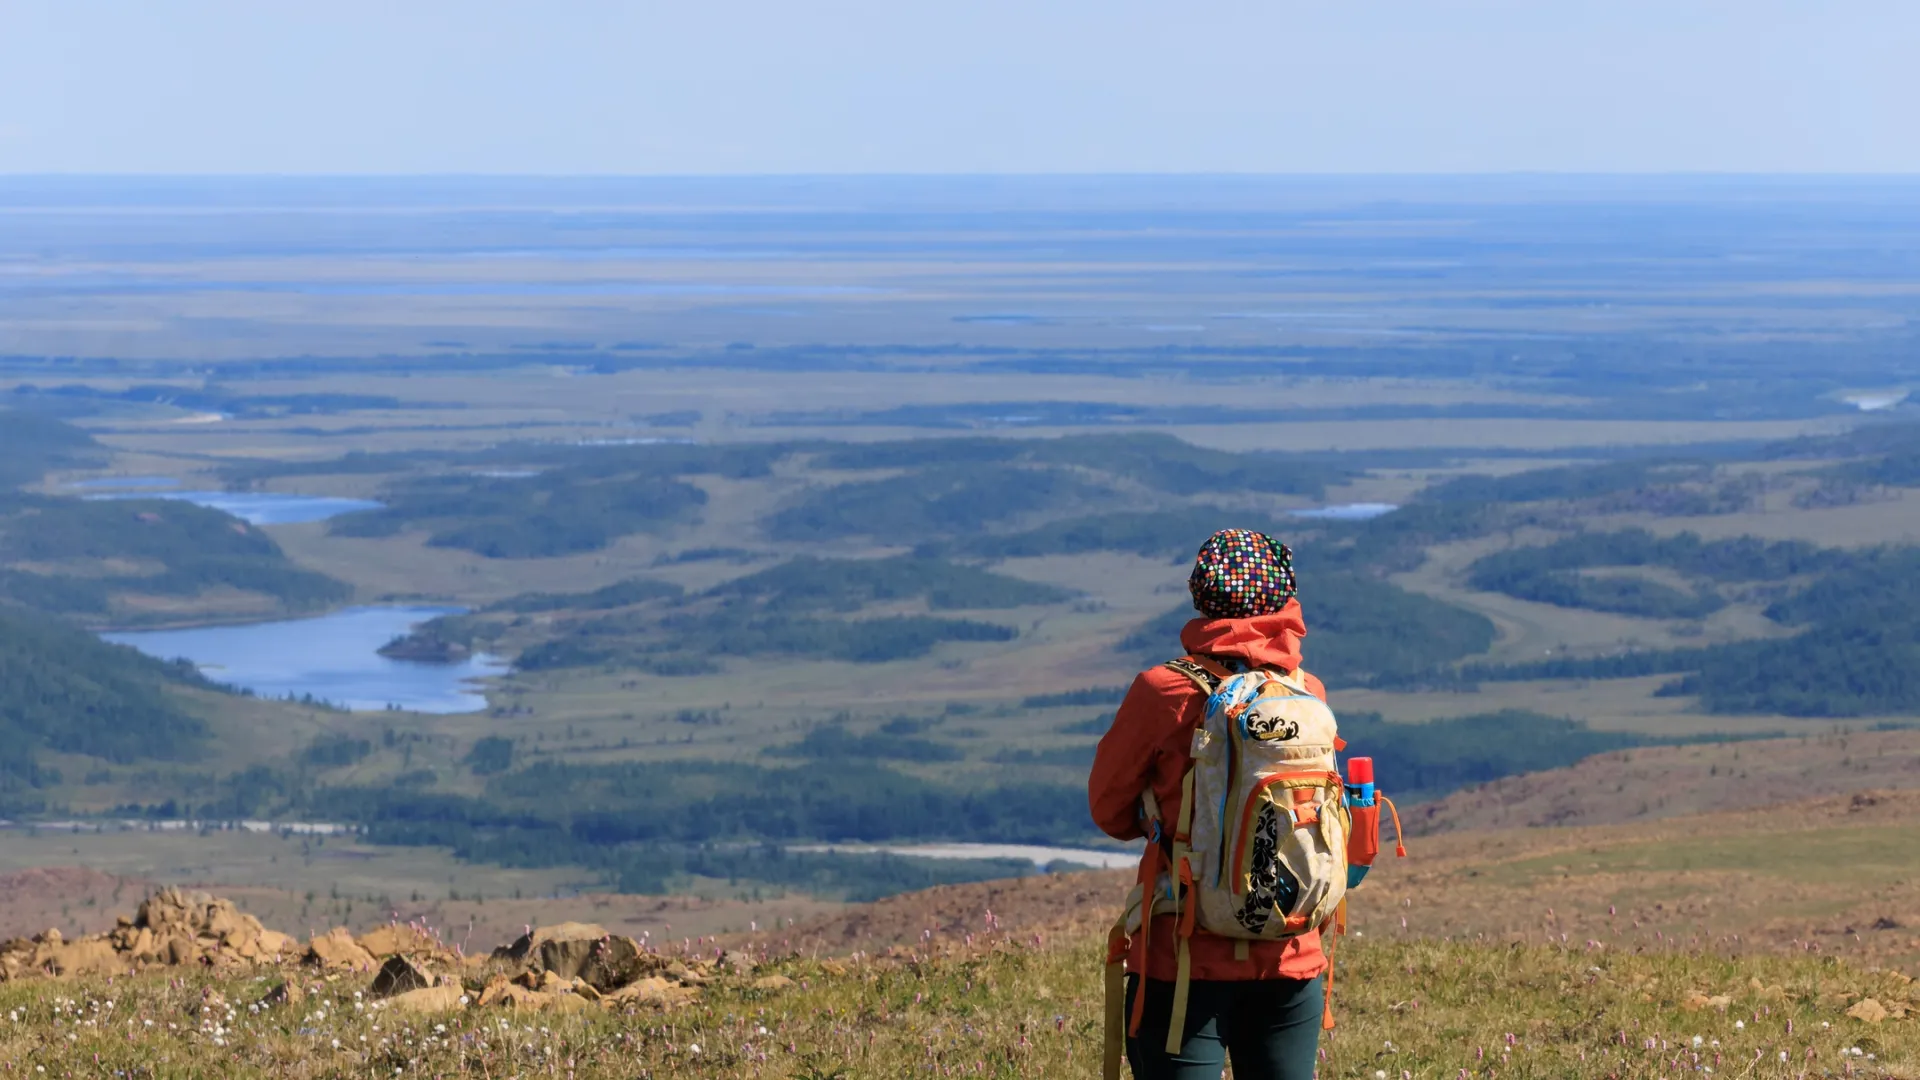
[1229,770,1341,895]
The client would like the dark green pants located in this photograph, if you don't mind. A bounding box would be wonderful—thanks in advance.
[1124,974,1323,1080]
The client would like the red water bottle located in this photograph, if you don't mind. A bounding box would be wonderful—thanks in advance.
[1345,757,1381,873]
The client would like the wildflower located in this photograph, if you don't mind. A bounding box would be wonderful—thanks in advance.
[1734,1020,1745,1030]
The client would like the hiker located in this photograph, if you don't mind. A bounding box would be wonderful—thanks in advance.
[1089,528,1334,1080]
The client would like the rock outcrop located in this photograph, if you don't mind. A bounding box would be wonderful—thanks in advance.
[1,887,297,981]
[0,888,769,1015]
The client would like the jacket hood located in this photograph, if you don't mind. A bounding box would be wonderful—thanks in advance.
[1178,598,1307,671]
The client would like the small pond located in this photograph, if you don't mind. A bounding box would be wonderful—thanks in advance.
[1289,503,1399,521]
[103,606,504,714]
[84,490,383,525]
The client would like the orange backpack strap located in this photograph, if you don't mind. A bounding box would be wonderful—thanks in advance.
[1321,897,1347,1030]
[1163,655,1231,695]
[1380,794,1409,858]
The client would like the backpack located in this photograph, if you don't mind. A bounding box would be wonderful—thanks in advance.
[1102,655,1405,1079]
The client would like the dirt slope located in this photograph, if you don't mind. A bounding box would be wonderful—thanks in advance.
[1410,726,1920,834]
[726,867,1129,956]
[0,867,154,941]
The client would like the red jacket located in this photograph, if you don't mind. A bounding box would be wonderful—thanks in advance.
[1089,601,1329,982]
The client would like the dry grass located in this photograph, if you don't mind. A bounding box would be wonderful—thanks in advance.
[9,919,1920,1078]
[1412,730,1920,834]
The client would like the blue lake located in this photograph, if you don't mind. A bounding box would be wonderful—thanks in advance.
[103,606,506,714]
[1290,503,1399,521]
[85,491,383,525]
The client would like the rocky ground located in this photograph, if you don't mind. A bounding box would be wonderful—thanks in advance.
[1,886,786,1019]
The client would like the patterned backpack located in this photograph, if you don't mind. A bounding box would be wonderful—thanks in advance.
[1103,655,1403,1078]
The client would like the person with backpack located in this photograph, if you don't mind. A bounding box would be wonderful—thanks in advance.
[1090,528,1392,1080]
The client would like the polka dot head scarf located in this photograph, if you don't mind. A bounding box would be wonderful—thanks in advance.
[1188,529,1297,619]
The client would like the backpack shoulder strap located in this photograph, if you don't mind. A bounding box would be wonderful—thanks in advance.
[1266,666,1309,694]
[1162,654,1231,695]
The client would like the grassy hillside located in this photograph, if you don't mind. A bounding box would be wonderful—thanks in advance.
[0,494,350,625]
[0,604,210,811]
[0,411,102,489]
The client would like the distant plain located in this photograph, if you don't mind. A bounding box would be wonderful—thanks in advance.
[5,176,1920,929]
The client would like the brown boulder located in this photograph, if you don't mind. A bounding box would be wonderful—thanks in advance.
[369,955,435,998]
[664,960,710,986]
[602,976,698,1009]
[257,930,299,958]
[574,937,648,992]
[127,888,278,967]
[121,927,157,960]
[492,921,603,965]
[358,924,445,960]
[37,938,126,978]
[305,927,377,971]
[476,976,518,1008]
[495,922,648,992]
[479,981,586,1012]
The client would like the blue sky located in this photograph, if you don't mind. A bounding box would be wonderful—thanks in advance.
[1,0,1913,174]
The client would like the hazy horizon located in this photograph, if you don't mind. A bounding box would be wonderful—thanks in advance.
[4,0,1916,175]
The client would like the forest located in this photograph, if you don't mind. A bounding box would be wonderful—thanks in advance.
[708,555,1070,611]
[400,556,1063,674]
[0,412,102,489]
[1465,545,1920,715]
[1465,529,1846,619]
[0,494,350,620]
[330,472,710,558]
[0,604,209,810]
